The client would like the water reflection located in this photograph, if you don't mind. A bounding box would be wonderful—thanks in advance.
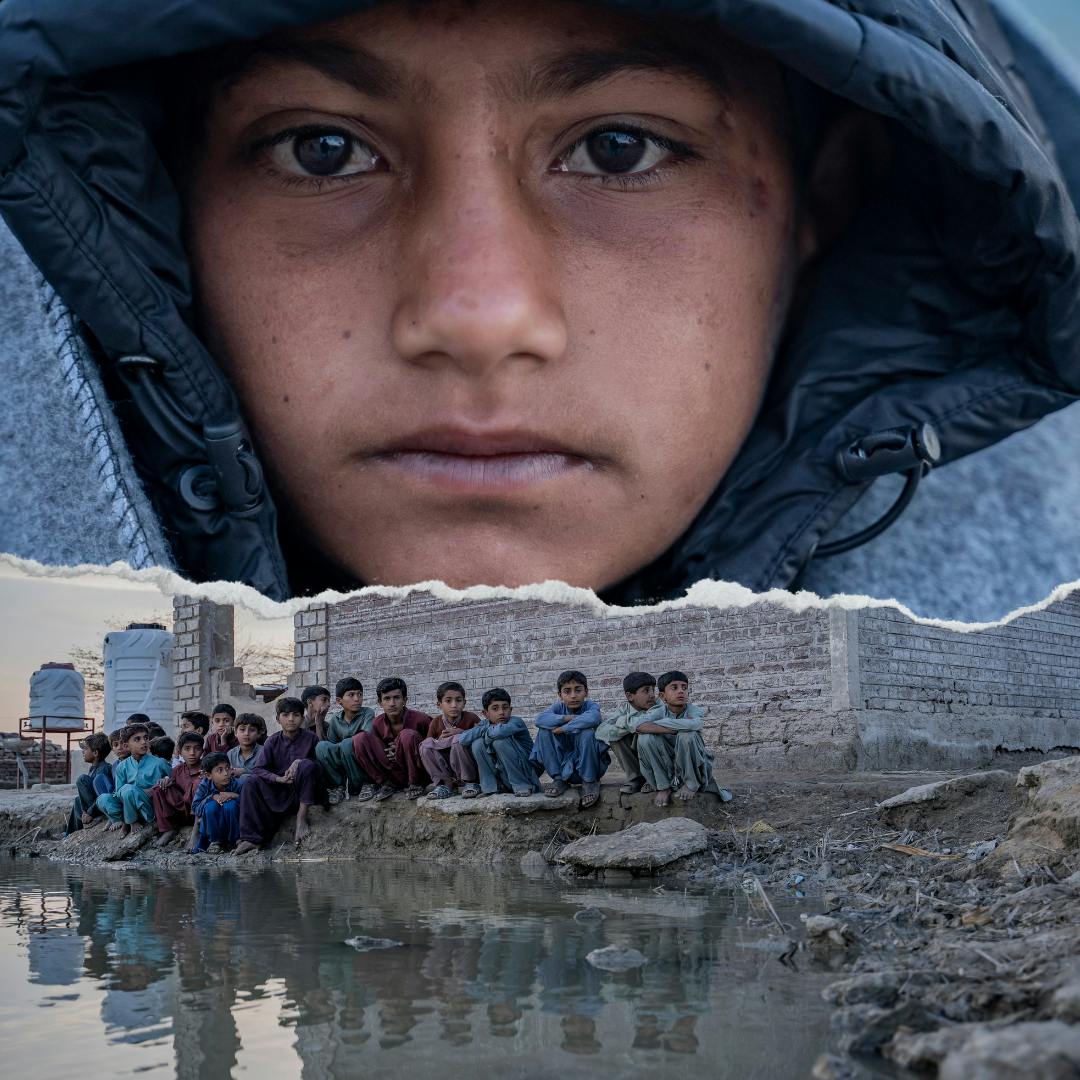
[0,859,832,1079]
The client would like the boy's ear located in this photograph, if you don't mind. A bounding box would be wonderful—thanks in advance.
[796,107,892,269]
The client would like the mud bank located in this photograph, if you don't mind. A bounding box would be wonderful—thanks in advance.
[0,771,948,869]
[6,758,1080,1078]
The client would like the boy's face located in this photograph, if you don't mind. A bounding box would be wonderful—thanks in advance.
[209,762,233,789]
[339,689,363,713]
[211,712,233,734]
[128,731,149,758]
[180,740,203,767]
[278,709,304,735]
[81,741,96,763]
[114,738,130,759]
[180,719,195,734]
[626,685,657,712]
[379,689,406,719]
[189,0,806,593]
[660,680,689,708]
[558,681,588,711]
[236,722,260,748]
[308,692,332,714]
[438,690,465,721]
[484,700,512,723]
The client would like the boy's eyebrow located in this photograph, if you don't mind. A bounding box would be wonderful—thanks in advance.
[222,38,404,99]
[523,42,731,102]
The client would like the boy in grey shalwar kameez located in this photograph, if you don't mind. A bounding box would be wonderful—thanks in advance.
[635,671,730,808]
[595,671,658,795]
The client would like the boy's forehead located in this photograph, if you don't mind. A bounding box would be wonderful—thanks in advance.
[216,0,736,107]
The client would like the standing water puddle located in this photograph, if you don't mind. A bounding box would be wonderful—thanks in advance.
[1,857,838,1078]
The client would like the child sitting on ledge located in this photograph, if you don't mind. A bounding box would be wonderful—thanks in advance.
[532,670,609,810]
[66,731,113,835]
[190,751,244,854]
[95,723,171,836]
[205,703,238,754]
[234,696,324,854]
[228,713,266,777]
[459,688,540,799]
[151,731,204,847]
[419,681,481,799]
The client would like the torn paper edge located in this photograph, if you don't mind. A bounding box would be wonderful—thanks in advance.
[2,552,1077,634]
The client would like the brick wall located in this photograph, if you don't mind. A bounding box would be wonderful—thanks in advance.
[318,590,1080,772]
[324,593,841,769]
[293,603,328,689]
[171,597,235,727]
[858,596,1080,718]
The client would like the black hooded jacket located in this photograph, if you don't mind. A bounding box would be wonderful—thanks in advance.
[0,0,1077,604]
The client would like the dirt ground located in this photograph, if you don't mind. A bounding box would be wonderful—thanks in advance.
[4,755,1080,1078]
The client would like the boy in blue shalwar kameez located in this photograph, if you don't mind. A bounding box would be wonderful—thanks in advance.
[531,670,609,809]
[95,723,171,836]
[459,688,540,799]
[190,752,244,853]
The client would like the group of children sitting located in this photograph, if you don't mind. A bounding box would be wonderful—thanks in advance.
[65,669,728,855]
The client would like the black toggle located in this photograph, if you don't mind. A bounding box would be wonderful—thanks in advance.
[203,421,265,513]
[789,422,944,591]
[835,421,941,483]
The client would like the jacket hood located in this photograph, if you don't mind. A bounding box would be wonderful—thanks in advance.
[1,0,1077,602]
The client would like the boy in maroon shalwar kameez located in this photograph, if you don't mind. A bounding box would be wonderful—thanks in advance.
[419,681,481,799]
[352,678,432,802]
[204,703,238,753]
[151,731,204,846]
[234,697,324,854]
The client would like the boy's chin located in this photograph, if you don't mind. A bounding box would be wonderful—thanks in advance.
[346,542,626,594]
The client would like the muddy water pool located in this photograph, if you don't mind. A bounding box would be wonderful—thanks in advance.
[1,857,843,1078]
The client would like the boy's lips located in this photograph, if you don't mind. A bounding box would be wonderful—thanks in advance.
[369,429,593,492]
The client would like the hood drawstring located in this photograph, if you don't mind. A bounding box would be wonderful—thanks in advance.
[789,422,941,591]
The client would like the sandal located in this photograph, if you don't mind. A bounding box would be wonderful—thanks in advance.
[430,785,454,800]
[356,784,377,802]
[405,784,424,800]
[513,788,534,798]
[619,778,646,794]
[461,785,480,799]
[579,781,601,810]
[373,784,397,802]
[207,842,223,854]
[545,780,569,798]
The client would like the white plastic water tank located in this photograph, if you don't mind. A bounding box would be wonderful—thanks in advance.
[26,663,86,730]
[103,623,174,734]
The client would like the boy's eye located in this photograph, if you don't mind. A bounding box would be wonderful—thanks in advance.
[266,129,381,178]
[555,128,674,177]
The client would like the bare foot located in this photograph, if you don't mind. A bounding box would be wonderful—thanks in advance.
[119,823,132,837]
[106,821,124,832]
[294,806,311,843]
[674,786,697,803]
[233,840,259,856]
[154,830,176,848]
[653,789,673,808]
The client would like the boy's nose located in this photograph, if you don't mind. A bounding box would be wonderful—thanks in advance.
[391,169,568,380]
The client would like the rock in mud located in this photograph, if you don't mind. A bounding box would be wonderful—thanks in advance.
[803,914,856,949]
[938,1021,1080,1080]
[585,945,648,972]
[519,850,549,875]
[422,790,579,816]
[877,770,1014,832]
[556,818,708,871]
[992,755,1080,872]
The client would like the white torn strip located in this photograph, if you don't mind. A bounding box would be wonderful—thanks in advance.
[1,551,1077,632]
